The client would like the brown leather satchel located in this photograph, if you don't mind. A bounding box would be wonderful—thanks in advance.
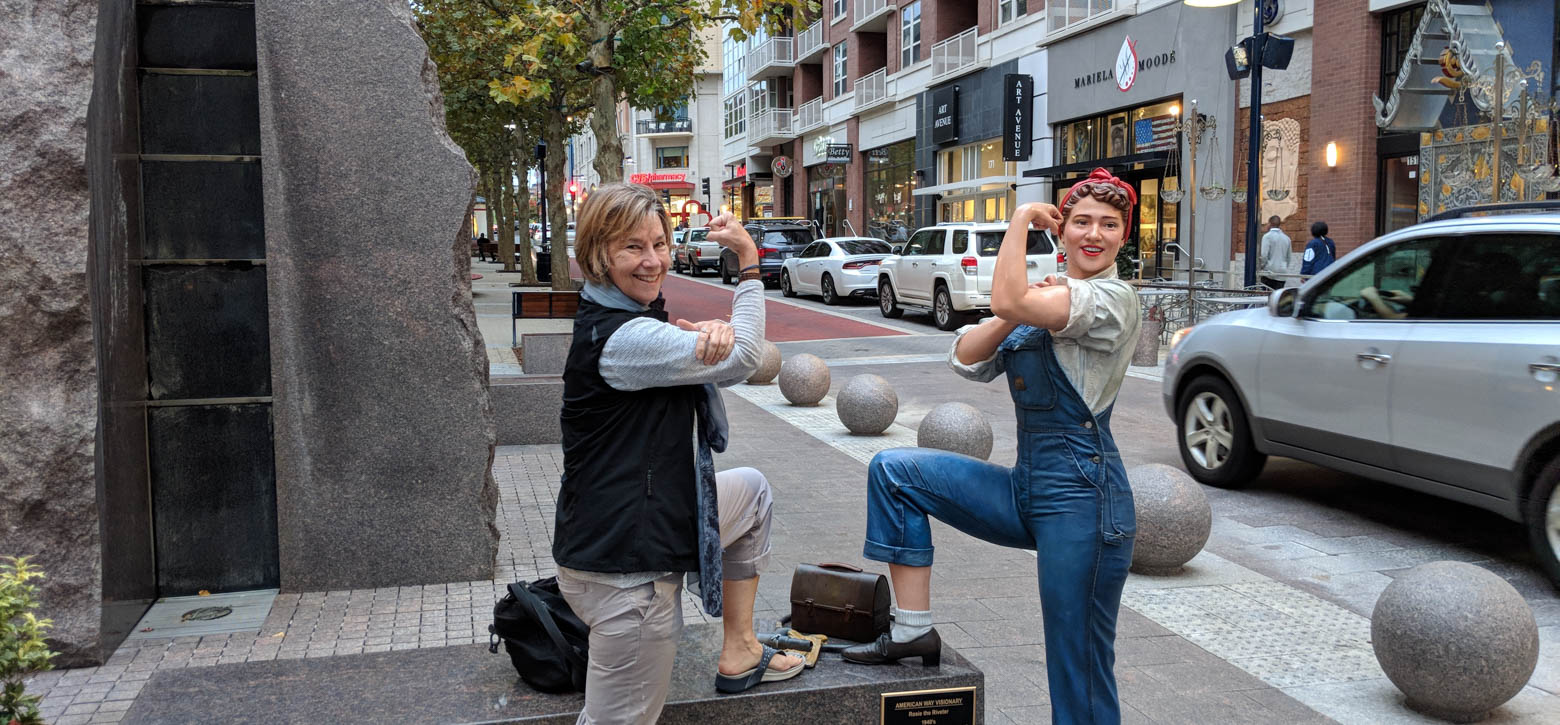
[788,562,891,643]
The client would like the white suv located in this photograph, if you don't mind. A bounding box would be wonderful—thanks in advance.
[1163,210,1560,585]
[876,223,1062,330]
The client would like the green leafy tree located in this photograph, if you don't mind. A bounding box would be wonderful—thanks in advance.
[1,557,56,725]
[492,0,811,185]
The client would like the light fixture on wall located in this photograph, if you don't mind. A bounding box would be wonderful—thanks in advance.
[1325,142,1339,168]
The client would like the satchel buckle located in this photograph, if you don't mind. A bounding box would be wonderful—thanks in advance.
[487,625,501,654]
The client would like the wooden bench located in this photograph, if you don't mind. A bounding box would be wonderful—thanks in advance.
[510,289,580,345]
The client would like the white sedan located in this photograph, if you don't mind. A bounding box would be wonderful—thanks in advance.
[780,237,895,305]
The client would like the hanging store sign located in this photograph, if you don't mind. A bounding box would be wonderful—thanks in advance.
[1003,74,1032,161]
[772,155,794,177]
[826,144,854,163]
[932,85,959,145]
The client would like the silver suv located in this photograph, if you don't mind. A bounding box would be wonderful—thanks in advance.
[1163,210,1560,585]
[876,222,1062,330]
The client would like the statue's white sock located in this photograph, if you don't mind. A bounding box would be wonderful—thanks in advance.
[890,607,933,643]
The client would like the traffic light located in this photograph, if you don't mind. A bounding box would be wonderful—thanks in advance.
[701,177,711,197]
[661,189,671,206]
[568,180,579,195]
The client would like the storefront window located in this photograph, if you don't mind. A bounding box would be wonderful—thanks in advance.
[754,184,774,218]
[723,182,745,220]
[809,164,847,236]
[865,140,916,245]
[1056,97,1181,165]
[939,140,1016,183]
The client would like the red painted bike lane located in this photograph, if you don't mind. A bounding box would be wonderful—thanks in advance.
[658,275,904,342]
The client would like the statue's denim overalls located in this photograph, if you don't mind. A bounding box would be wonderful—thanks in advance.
[864,325,1136,725]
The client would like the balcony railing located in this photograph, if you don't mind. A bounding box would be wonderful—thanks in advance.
[747,36,796,81]
[748,108,795,146]
[852,0,892,32]
[931,27,980,82]
[795,97,824,133]
[797,20,827,63]
[854,68,888,112]
[636,118,692,136]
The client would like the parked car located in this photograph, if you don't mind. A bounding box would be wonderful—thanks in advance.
[876,222,1062,330]
[1162,208,1560,585]
[719,218,820,286]
[673,227,718,276]
[780,237,894,304]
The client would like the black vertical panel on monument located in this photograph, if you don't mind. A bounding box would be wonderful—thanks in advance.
[147,405,279,596]
[137,4,257,71]
[139,74,260,156]
[142,161,265,260]
[143,266,271,400]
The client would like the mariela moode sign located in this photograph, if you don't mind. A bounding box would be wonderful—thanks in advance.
[1073,35,1176,91]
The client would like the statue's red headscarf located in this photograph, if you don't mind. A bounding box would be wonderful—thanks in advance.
[1058,168,1139,230]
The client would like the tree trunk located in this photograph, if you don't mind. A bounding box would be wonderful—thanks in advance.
[513,151,538,284]
[484,163,506,266]
[476,174,492,256]
[499,151,517,272]
[589,6,623,184]
[544,114,573,290]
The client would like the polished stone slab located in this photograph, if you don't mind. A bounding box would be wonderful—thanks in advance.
[123,623,983,724]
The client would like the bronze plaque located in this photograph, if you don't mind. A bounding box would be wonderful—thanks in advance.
[880,686,977,725]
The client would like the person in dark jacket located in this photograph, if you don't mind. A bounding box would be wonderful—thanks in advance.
[554,183,803,724]
[1301,221,1337,275]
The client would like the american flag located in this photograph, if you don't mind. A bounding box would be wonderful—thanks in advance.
[1134,115,1178,152]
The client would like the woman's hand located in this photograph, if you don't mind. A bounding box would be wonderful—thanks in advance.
[1013,202,1063,235]
[677,318,735,365]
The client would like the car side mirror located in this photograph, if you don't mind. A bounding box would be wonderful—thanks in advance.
[1269,287,1298,317]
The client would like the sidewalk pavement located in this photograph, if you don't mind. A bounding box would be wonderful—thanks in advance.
[28,383,1326,725]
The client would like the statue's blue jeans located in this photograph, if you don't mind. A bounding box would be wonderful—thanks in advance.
[862,327,1136,725]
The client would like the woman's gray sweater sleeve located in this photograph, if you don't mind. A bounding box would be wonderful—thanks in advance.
[599,280,767,391]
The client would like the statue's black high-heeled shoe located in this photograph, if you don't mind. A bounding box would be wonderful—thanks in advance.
[840,628,941,667]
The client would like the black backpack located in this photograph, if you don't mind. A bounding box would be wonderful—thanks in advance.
[488,577,590,693]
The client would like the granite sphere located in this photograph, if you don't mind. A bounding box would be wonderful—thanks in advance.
[917,403,993,460]
[1371,561,1539,722]
[746,340,782,384]
[1126,464,1211,575]
[837,374,899,434]
[778,353,830,406]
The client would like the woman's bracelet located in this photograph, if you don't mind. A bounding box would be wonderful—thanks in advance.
[739,270,762,282]
[739,264,760,273]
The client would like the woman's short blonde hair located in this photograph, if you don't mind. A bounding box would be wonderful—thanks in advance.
[573,182,673,284]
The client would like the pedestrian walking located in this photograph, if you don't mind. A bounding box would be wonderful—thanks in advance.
[1301,221,1337,275]
[476,233,490,261]
[1258,215,1292,289]
[845,168,1142,725]
[553,184,803,725]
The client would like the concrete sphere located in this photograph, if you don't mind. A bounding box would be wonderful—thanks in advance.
[837,374,899,435]
[1126,464,1211,575]
[916,402,993,460]
[1371,561,1539,722]
[746,340,782,384]
[778,353,830,406]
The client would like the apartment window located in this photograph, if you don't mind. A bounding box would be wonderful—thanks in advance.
[833,42,849,96]
[901,2,922,68]
[723,96,746,139]
[1050,0,1115,33]
[833,0,846,21]
[722,35,744,98]
[655,146,688,169]
[999,0,1027,26]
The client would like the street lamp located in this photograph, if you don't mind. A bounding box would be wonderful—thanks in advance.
[1184,0,1288,288]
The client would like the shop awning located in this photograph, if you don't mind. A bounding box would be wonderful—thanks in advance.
[1021,151,1170,179]
[911,174,1020,197]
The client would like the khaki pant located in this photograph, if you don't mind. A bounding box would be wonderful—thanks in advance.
[557,467,773,725]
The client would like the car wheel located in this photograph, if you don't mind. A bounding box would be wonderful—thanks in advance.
[821,275,839,305]
[1525,455,1560,590]
[721,255,734,285]
[781,270,797,297]
[932,286,964,331]
[878,279,903,318]
[673,255,685,274]
[1176,375,1265,488]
